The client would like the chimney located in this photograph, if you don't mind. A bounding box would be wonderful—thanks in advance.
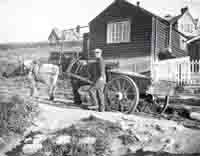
[136,1,140,7]
[76,25,80,33]
[181,7,188,14]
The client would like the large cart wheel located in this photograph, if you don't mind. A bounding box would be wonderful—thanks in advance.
[104,75,139,114]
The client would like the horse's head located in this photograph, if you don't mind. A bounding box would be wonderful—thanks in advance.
[23,60,35,74]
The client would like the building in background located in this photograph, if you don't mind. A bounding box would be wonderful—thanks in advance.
[48,26,86,54]
[83,0,189,74]
[164,7,200,52]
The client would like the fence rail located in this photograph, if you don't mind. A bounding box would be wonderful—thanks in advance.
[152,57,191,85]
[190,60,200,84]
[152,57,200,86]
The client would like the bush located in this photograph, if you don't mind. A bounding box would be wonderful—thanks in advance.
[0,94,39,135]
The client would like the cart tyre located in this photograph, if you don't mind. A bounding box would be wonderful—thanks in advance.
[104,75,139,114]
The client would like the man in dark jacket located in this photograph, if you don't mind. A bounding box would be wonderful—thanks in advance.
[88,48,106,112]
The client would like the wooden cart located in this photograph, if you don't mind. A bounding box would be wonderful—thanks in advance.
[65,57,177,114]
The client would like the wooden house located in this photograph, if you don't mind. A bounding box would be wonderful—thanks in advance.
[165,7,199,37]
[48,28,65,45]
[48,27,83,55]
[187,35,200,60]
[164,7,199,52]
[83,0,188,74]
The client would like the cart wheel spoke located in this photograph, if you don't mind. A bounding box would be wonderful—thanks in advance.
[124,85,131,92]
[109,84,118,92]
[121,79,127,90]
[105,75,139,114]
[116,79,122,91]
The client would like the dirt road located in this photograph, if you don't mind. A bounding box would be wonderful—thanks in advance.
[1,76,200,129]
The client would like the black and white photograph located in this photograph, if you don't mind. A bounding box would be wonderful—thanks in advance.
[1,0,200,155]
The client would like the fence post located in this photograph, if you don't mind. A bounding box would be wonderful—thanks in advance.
[191,60,194,74]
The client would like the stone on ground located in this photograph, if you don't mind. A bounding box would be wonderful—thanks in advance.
[55,135,71,145]
[22,143,42,155]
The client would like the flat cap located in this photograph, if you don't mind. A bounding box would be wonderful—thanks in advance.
[93,48,102,53]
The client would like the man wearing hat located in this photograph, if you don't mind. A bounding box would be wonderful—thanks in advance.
[88,48,106,112]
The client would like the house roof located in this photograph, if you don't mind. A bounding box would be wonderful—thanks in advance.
[165,15,182,24]
[187,35,200,44]
[164,7,197,26]
[48,28,82,42]
[48,28,64,41]
[89,0,169,24]
[63,29,82,41]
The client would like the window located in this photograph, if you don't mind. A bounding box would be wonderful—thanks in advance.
[183,24,193,33]
[181,24,184,32]
[107,20,131,44]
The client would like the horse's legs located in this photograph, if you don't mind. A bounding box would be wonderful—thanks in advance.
[48,85,53,100]
[49,85,56,101]
[30,81,37,97]
[48,84,56,101]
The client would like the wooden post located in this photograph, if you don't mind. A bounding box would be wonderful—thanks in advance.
[168,23,172,53]
[151,17,156,80]
[87,35,90,60]
[161,96,169,114]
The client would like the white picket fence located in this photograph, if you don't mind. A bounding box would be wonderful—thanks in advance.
[152,57,192,85]
[115,56,200,86]
[152,57,200,85]
[190,60,200,84]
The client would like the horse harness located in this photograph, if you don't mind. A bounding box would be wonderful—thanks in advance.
[29,62,41,81]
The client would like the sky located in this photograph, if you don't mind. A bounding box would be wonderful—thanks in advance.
[0,0,200,43]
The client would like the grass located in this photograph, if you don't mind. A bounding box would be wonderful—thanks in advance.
[0,47,51,75]
[27,115,124,156]
[0,94,39,136]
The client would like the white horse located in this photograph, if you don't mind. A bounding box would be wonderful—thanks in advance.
[24,60,59,100]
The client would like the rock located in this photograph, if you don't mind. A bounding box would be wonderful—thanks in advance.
[161,137,175,145]
[155,124,165,133]
[22,143,42,155]
[136,134,150,142]
[128,145,142,153]
[24,138,32,144]
[79,137,96,145]
[0,137,5,146]
[33,134,47,144]
[55,135,71,145]
[118,121,129,130]
[190,112,200,121]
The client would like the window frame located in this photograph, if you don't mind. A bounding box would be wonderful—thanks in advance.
[183,23,194,33]
[106,19,131,44]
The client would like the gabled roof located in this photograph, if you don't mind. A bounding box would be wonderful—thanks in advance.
[165,15,182,24]
[63,29,82,41]
[48,28,64,41]
[187,35,200,44]
[164,7,197,25]
[89,0,169,24]
[48,28,82,42]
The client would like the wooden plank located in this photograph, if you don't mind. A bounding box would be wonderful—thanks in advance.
[67,73,93,84]
[147,80,176,96]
